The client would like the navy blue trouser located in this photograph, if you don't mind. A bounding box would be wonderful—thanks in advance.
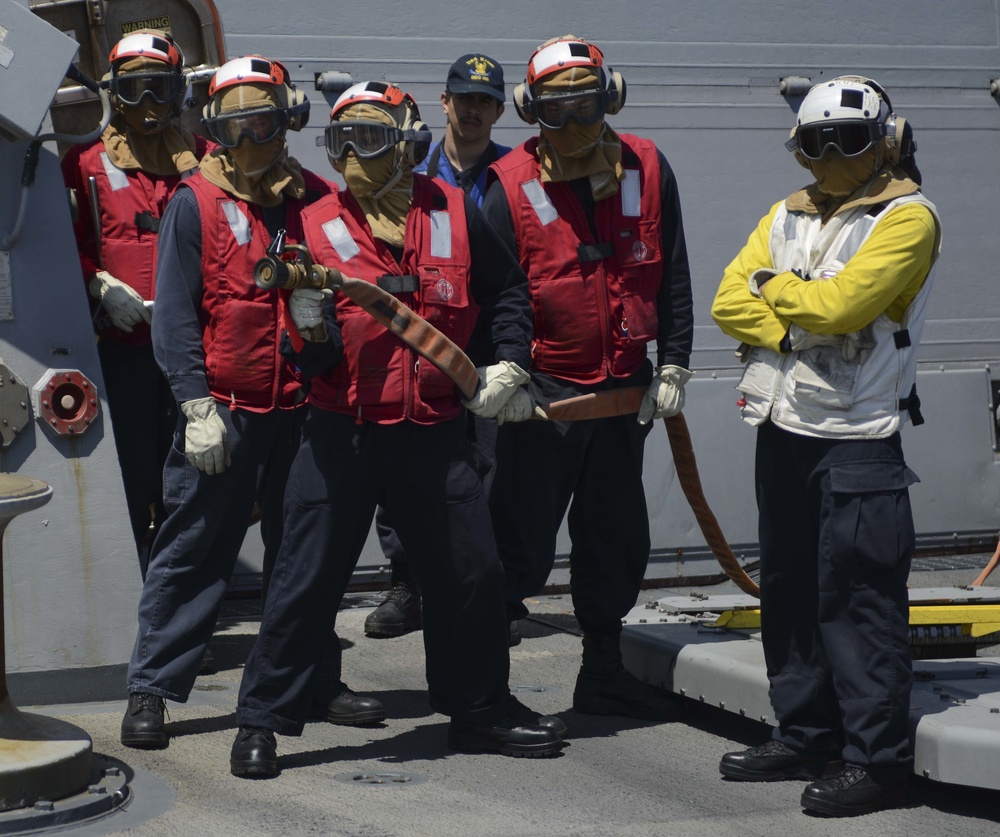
[489,369,654,635]
[756,421,917,778]
[98,341,175,575]
[375,413,497,570]
[127,404,303,701]
[237,410,511,735]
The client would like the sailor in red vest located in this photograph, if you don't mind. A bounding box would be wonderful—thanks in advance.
[366,51,515,642]
[483,36,694,721]
[120,56,380,752]
[232,81,564,778]
[61,30,211,574]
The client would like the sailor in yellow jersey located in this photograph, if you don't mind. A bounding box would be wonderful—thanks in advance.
[711,76,941,817]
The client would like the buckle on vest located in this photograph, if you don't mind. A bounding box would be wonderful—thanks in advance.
[134,211,160,233]
[577,242,614,263]
[377,274,420,295]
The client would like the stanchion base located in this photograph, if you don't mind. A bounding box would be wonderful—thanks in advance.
[0,697,92,813]
[0,755,129,835]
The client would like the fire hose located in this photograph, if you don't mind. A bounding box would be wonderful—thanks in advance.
[253,235,760,597]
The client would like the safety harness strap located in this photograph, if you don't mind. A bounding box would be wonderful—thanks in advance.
[899,382,924,426]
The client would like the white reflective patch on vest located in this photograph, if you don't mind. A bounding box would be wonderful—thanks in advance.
[321,218,361,262]
[783,212,798,240]
[100,152,129,191]
[521,179,559,226]
[621,169,641,217]
[430,210,452,258]
[222,201,252,246]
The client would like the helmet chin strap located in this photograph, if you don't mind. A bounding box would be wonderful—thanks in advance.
[367,147,405,200]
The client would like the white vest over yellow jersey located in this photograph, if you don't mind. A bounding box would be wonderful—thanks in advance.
[737,193,941,440]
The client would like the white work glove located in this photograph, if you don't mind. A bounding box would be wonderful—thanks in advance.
[495,386,535,426]
[786,324,844,353]
[180,397,230,475]
[637,365,693,425]
[89,270,151,332]
[461,361,530,419]
[748,268,778,298]
[288,287,333,339]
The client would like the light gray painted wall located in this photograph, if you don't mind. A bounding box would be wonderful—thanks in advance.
[214,0,1000,549]
[0,6,139,679]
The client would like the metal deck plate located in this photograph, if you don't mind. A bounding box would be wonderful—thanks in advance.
[621,589,1000,790]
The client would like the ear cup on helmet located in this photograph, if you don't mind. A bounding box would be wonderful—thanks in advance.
[271,60,307,132]
[405,118,430,166]
[881,114,914,166]
[397,95,430,166]
[513,82,536,124]
[285,86,309,131]
[604,68,626,115]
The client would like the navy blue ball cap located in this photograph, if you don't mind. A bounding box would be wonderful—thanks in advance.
[446,53,505,103]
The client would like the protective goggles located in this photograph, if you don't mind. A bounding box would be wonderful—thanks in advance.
[202,107,290,148]
[786,120,887,160]
[529,90,609,130]
[109,72,187,106]
[324,121,431,160]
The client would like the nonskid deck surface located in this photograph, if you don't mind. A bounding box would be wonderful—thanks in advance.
[9,570,1000,837]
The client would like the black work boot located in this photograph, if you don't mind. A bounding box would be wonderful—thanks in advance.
[508,620,522,648]
[308,681,386,725]
[120,692,167,749]
[448,714,563,758]
[720,739,843,781]
[801,765,908,816]
[507,695,568,739]
[365,563,422,638]
[230,726,279,778]
[572,631,686,721]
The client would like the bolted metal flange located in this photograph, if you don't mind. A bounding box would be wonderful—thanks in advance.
[32,369,99,437]
[0,360,30,448]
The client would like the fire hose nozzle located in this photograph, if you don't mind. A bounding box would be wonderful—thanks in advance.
[252,253,299,290]
[253,234,344,291]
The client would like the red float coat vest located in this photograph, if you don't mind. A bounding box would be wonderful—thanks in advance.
[62,136,212,346]
[183,170,331,412]
[488,133,663,384]
[301,175,478,424]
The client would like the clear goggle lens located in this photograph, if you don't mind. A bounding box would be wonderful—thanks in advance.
[204,108,288,148]
[110,72,187,106]
[788,121,886,160]
[531,90,608,130]
[324,122,402,159]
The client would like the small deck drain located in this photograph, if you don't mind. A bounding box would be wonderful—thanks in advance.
[334,771,427,787]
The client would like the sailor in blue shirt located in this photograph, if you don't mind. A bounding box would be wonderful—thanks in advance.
[367,52,516,639]
[415,53,512,206]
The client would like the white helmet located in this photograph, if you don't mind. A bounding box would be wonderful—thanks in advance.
[796,77,889,128]
[786,76,894,164]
